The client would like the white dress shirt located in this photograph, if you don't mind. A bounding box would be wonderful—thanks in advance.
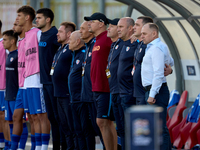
[141,38,174,98]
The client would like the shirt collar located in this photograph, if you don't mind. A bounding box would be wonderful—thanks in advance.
[148,38,160,46]
[146,38,160,52]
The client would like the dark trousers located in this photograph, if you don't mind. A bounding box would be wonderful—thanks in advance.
[136,96,146,105]
[111,93,125,150]
[145,85,171,150]
[43,84,65,149]
[57,97,76,150]
[120,94,136,111]
[71,102,95,150]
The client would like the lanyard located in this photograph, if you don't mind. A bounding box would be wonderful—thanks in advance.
[108,39,120,69]
[52,44,68,68]
[83,39,95,67]
[133,41,143,65]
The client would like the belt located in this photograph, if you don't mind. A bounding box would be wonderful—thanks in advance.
[144,82,167,91]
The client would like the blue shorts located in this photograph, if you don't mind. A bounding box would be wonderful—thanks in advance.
[15,89,29,113]
[27,88,46,115]
[94,92,114,121]
[0,91,5,111]
[5,100,15,121]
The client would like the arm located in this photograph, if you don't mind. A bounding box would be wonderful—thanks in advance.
[37,30,42,43]
[148,47,165,104]
[130,34,137,43]
[164,64,173,76]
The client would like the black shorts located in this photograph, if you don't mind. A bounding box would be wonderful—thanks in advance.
[94,92,115,121]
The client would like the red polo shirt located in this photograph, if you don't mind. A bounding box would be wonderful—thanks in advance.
[90,30,112,92]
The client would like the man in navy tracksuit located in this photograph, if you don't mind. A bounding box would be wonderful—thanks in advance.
[68,31,86,150]
[117,18,138,150]
[107,18,126,150]
[133,40,147,104]
[51,22,76,150]
[117,17,138,111]
[132,16,153,105]
[79,21,101,150]
[36,8,63,149]
[3,30,18,150]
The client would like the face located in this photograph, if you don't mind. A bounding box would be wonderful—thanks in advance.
[133,19,143,38]
[117,18,129,40]
[36,13,47,29]
[107,24,118,39]
[3,35,12,50]
[57,25,69,44]
[80,21,92,41]
[68,32,77,51]
[16,12,26,26]
[87,20,101,34]
[13,21,23,35]
[141,24,154,44]
[12,21,18,32]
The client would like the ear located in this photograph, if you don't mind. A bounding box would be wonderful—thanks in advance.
[10,39,15,45]
[129,26,133,32]
[46,17,51,23]
[152,30,157,38]
[98,22,104,28]
[76,39,80,46]
[25,15,30,21]
[67,31,71,38]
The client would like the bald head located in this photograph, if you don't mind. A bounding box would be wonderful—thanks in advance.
[117,17,135,41]
[69,30,85,51]
[141,23,159,44]
[72,30,84,43]
[147,23,159,33]
[80,21,94,43]
[125,17,135,27]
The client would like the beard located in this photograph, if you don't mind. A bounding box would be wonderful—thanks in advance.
[14,31,22,35]
[37,24,46,29]
[88,27,94,33]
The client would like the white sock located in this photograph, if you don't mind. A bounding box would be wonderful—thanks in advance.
[41,144,48,150]
[0,142,5,148]
[35,145,42,150]
[17,148,24,150]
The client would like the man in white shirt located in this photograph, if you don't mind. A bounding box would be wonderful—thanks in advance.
[141,23,173,150]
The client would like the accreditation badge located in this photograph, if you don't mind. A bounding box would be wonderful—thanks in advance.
[131,65,135,76]
[82,66,85,76]
[50,67,54,75]
[106,68,111,78]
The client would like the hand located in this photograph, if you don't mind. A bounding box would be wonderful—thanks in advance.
[130,34,137,43]
[164,64,172,76]
[147,97,156,105]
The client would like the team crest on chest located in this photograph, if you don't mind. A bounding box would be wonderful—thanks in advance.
[88,52,92,57]
[76,59,80,64]
[10,57,14,62]
[63,49,67,53]
[115,45,119,49]
[126,47,130,52]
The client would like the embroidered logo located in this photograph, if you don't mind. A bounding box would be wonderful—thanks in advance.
[76,59,80,64]
[63,49,67,53]
[115,45,119,49]
[10,57,14,62]
[126,47,130,51]
[88,52,92,57]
